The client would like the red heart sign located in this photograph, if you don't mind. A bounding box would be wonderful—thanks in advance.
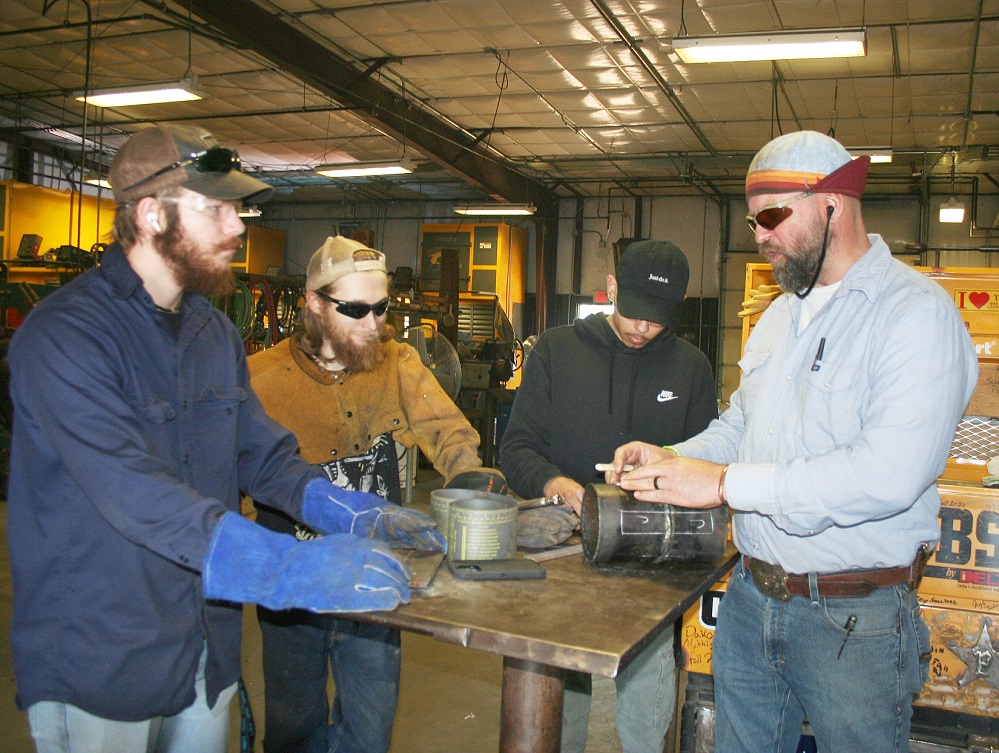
[969,291,990,309]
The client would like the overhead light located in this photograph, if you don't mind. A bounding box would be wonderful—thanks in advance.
[76,79,204,107]
[939,151,965,223]
[238,206,262,218]
[315,158,415,178]
[939,197,966,223]
[43,126,86,145]
[84,174,111,189]
[672,28,867,63]
[453,203,536,216]
[849,148,893,164]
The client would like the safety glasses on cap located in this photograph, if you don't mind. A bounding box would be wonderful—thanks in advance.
[122,146,242,195]
[746,192,813,232]
[314,291,391,319]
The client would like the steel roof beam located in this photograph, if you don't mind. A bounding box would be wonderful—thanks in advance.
[174,0,558,213]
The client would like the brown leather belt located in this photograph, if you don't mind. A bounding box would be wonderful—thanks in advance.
[743,550,927,602]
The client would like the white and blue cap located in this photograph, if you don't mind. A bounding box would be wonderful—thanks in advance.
[746,130,870,199]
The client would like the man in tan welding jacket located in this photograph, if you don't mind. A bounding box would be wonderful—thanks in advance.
[246,234,506,753]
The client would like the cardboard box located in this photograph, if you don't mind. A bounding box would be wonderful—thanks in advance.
[917,267,999,339]
[915,606,999,718]
[679,576,728,676]
[921,483,999,613]
[967,359,999,417]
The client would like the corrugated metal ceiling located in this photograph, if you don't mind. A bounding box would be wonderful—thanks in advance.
[1,0,997,205]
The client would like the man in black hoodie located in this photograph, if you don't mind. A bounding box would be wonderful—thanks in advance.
[499,239,717,753]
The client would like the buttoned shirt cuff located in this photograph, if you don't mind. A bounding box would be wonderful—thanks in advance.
[722,462,779,514]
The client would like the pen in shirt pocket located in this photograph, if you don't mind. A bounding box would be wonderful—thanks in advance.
[810,337,826,372]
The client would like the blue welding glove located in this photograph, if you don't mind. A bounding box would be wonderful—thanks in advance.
[302,477,446,552]
[202,512,412,613]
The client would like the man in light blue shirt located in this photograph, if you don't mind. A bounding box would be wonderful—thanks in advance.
[611,130,978,753]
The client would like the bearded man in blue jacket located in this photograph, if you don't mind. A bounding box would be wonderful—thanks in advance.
[7,123,442,753]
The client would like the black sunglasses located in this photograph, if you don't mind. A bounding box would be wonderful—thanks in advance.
[746,192,812,232]
[314,291,391,319]
[122,146,242,195]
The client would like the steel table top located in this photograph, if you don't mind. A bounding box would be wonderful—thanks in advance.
[363,541,738,678]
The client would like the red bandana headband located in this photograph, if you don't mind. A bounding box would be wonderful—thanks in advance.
[746,154,870,199]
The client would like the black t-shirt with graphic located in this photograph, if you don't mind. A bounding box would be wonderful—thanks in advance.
[254,432,401,539]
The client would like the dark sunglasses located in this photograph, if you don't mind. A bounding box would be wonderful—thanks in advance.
[314,291,391,319]
[746,192,812,232]
[122,146,242,195]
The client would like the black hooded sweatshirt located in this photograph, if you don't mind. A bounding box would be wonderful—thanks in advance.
[500,313,717,499]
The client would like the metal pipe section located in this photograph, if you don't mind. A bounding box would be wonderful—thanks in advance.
[499,657,566,753]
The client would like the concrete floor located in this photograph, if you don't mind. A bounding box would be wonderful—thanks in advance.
[0,469,627,753]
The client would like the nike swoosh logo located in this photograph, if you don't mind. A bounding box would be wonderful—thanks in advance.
[657,391,678,402]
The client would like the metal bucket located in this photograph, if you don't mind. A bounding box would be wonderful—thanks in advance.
[429,488,510,531]
[581,483,729,565]
[447,495,518,560]
[429,488,517,560]
[429,488,471,532]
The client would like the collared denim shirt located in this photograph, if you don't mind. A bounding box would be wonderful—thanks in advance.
[677,236,978,573]
[7,246,318,720]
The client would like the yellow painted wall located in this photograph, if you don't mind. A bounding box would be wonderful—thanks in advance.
[232,225,286,275]
[1,181,116,260]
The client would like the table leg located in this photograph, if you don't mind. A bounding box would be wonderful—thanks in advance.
[499,657,565,753]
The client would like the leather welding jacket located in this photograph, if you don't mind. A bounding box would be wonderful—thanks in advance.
[500,313,718,498]
[6,246,319,721]
[247,335,488,533]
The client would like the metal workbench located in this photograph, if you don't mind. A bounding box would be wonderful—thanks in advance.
[360,542,739,753]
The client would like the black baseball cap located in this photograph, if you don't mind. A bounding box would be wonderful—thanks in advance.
[614,240,690,328]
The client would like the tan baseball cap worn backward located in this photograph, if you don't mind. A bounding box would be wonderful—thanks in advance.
[306,236,387,291]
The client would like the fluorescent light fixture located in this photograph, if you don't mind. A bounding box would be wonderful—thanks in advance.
[44,127,86,145]
[672,28,866,63]
[849,148,893,164]
[315,158,415,178]
[939,197,966,223]
[84,175,112,189]
[76,79,204,107]
[238,206,262,218]
[453,203,536,216]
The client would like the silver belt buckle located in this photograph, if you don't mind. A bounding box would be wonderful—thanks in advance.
[749,558,791,602]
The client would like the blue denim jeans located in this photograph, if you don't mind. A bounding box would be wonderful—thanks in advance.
[27,646,235,753]
[713,559,930,753]
[257,607,401,753]
[561,627,675,753]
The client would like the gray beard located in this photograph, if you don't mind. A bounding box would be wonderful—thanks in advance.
[772,249,821,294]
[766,222,827,295]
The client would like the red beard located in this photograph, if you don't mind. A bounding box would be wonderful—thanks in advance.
[154,220,238,298]
[323,319,391,373]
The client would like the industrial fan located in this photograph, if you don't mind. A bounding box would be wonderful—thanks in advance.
[397,324,462,400]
